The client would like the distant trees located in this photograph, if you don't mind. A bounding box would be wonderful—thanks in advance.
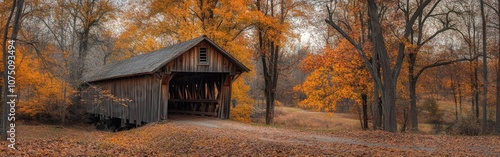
[38,0,116,124]
[312,0,499,132]
[0,0,499,134]
[0,0,117,127]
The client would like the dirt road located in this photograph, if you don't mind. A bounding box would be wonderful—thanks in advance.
[171,116,499,156]
[1,116,499,156]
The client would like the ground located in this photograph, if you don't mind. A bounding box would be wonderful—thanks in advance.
[1,107,499,156]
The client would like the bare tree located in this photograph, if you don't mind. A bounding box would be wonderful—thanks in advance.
[325,0,442,132]
[399,0,471,131]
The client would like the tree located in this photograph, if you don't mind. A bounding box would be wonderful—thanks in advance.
[255,0,281,125]
[121,0,257,106]
[325,0,458,132]
[398,0,469,131]
[254,0,308,124]
[1,0,24,141]
[325,0,400,132]
[455,0,482,118]
[324,0,483,132]
[496,0,500,134]
[296,1,372,130]
[294,39,372,129]
[479,0,488,132]
[34,0,116,124]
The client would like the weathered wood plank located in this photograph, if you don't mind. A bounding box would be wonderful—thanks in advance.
[165,41,233,73]
[85,75,161,125]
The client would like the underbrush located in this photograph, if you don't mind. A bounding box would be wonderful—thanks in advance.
[230,104,254,123]
[446,115,481,135]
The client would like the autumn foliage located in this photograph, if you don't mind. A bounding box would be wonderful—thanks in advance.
[230,104,253,123]
[294,39,371,112]
[10,45,74,121]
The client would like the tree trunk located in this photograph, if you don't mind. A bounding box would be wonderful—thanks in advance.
[61,83,67,125]
[263,44,278,125]
[480,0,488,132]
[372,52,381,130]
[382,79,398,132]
[452,75,458,121]
[496,0,500,134]
[473,17,480,119]
[459,81,463,115]
[475,66,480,119]
[368,0,397,132]
[259,35,279,124]
[408,53,418,131]
[362,94,368,130]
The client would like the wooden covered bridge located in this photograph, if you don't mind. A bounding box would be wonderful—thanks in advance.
[82,36,249,130]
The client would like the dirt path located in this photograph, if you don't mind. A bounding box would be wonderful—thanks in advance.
[173,117,435,151]
[1,117,499,156]
[171,116,499,156]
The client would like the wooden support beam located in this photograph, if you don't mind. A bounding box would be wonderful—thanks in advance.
[168,99,219,103]
[169,110,218,117]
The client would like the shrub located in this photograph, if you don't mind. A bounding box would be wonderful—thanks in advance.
[421,98,444,133]
[230,104,253,123]
[447,115,481,136]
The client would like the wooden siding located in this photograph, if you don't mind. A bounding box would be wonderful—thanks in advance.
[83,41,243,124]
[165,41,238,74]
[84,75,161,124]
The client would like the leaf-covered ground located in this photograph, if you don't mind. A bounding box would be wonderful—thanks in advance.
[1,116,499,156]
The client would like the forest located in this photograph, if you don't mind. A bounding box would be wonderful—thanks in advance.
[0,0,500,156]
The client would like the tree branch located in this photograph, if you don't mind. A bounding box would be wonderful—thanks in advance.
[324,4,383,90]
[422,0,442,24]
[415,55,481,81]
[418,25,451,47]
[484,1,499,15]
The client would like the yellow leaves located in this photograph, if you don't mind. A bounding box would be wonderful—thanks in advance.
[230,103,253,123]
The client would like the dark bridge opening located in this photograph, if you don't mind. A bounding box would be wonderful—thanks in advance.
[168,72,227,117]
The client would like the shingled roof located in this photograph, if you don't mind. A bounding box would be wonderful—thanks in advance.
[82,36,250,83]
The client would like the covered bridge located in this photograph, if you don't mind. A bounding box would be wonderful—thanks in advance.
[82,36,249,129]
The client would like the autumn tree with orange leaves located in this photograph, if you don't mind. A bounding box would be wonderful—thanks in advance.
[294,39,372,129]
[119,0,256,106]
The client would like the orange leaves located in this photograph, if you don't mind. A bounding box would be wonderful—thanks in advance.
[295,39,372,112]
[15,47,75,118]
[136,0,258,105]
[5,119,500,156]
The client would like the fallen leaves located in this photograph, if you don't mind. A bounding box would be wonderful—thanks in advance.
[0,119,499,156]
